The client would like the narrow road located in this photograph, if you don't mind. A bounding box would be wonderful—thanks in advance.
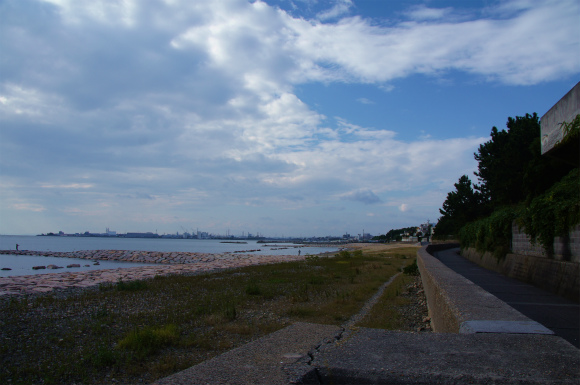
[433,248,579,348]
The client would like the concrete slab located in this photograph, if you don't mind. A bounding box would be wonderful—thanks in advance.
[459,320,553,334]
[152,322,341,385]
[303,328,580,384]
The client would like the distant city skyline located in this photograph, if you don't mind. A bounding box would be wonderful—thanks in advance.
[35,227,376,241]
[1,0,579,237]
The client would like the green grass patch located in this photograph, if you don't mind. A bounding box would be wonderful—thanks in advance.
[118,324,180,359]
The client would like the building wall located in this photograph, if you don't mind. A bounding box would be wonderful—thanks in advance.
[540,82,580,155]
[511,223,580,263]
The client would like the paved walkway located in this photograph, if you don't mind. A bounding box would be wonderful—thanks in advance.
[432,248,579,348]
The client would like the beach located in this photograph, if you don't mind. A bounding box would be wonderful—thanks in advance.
[0,250,308,296]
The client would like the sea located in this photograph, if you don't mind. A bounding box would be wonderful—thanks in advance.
[0,235,340,277]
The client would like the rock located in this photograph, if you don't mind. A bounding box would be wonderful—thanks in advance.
[32,266,46,270]
[84,265,90,267]
[67,264,81,268]
[422,316,431,323]
[1,268,11,271]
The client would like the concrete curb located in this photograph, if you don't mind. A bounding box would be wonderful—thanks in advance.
[417,245,550,334]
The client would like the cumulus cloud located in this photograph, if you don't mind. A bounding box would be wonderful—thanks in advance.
[289,0,579,85]
[0,0,577,235]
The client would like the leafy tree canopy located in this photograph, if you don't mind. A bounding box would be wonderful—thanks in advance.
[473,113,573,208]
[435,113,575,238]
[435,175,486,236]
[373,226,418,242]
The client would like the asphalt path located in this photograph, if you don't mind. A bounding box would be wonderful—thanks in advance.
[433,248,579,348]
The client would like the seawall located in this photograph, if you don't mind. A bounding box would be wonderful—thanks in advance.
[1,249,241,264]
[417,244,551,334]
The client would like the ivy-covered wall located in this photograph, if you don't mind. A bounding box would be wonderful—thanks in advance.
[458,168,579,260]
[512,223,580,263]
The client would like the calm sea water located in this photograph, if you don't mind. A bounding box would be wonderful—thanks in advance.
[0,254,157,277]
[0,235,339,277]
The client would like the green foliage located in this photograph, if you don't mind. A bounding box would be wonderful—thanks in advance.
[436,175,486,236]
[474,113,573,207]
[374,227,418,242]
[517,168,580,258]
[458,207,517,259]
[439,112,577,255]
[459,168,579,259]
[556,114,580,148]
[336,250,352,259]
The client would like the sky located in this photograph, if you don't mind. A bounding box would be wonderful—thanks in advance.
[0,0,579,237]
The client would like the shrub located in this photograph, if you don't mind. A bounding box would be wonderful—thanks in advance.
[337,250,351,259]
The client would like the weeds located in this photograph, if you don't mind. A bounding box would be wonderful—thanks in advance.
[117,324,180,359]
[402,259,419,276]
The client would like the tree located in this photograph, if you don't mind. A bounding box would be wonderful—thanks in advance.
[473,113,573,209]
[435,175,485,236]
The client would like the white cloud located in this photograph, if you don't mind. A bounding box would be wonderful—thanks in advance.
[317,0,353,21]
[287,0,579,85]
[40,183,94,189]
[0,0,577,235]
[11,203,46,212]
[405,5,453,21]
[356,97,374,105]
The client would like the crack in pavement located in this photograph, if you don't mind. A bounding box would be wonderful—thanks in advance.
[298,273,403,383]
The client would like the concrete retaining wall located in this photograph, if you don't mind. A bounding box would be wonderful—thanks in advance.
[461,247,579,302]
[417,245,546,334]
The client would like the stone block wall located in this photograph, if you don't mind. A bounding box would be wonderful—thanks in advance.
[461,247,579,302]
[511,223,580,263]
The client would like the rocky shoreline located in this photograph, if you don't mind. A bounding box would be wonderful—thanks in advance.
[0,250,307,296]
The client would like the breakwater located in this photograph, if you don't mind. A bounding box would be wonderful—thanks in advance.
[0,250,308,296]
[1,249,246,264]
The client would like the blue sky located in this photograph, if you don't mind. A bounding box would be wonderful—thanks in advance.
[0,0,578,237]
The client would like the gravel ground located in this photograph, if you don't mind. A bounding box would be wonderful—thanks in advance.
[397,275,432,332]
[0,270,429,384]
